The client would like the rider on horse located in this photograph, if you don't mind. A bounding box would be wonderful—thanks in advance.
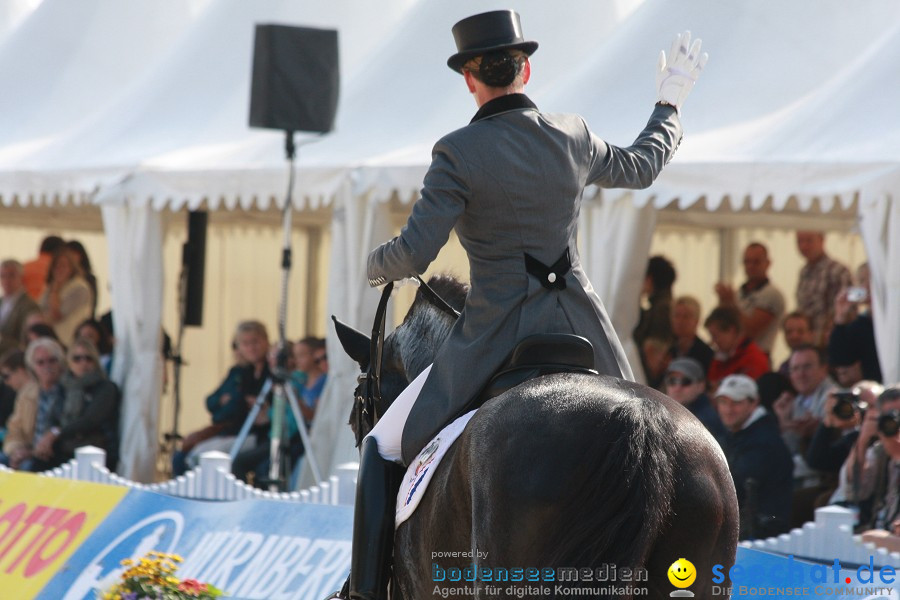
[332,10,707,599]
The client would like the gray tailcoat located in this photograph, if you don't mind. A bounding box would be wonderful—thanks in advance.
[367,94,682,465]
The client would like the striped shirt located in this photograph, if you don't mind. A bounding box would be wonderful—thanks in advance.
[796,255,852,345]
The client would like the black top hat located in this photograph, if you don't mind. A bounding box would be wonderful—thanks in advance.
[447,10,538,73]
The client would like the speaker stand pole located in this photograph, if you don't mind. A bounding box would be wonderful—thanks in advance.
[266,130,323,492]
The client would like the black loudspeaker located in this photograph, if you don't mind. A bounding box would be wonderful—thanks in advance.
[249,24,340,133]
[182,211,207,327]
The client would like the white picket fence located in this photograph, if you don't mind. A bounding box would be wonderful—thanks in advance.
[742,505,900,568]
[0,445,359,505]
[5,448,899,568]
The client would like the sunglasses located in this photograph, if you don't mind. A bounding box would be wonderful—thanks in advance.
[71,355,95,364]
[665,376,694,387]
[34,357,60,367]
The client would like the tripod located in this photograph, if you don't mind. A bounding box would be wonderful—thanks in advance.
[228,370,322,490]
[228,131,322,491]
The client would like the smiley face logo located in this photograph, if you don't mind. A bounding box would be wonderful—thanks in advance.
[667,558,696,588]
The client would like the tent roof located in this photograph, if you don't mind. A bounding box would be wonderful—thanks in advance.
[1,0,898,212]
[358,0,900,212]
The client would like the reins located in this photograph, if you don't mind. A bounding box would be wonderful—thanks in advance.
[356,276,460,433]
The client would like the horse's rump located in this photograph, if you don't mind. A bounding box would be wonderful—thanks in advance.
[395,373,716,599]
[470,374,677,567]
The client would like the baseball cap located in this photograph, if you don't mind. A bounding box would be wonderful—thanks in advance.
[715,374,758,402]
[666,357,705,382]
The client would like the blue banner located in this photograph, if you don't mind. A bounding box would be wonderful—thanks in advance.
[39,489,353,600]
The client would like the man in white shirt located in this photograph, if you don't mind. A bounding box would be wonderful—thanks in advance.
[714,242,785,354]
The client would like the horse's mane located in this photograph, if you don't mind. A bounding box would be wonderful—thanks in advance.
[387,274,468,383]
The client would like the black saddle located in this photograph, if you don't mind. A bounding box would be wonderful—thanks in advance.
[476,333,598,404]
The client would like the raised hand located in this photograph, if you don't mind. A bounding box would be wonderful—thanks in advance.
[657,30,708,113]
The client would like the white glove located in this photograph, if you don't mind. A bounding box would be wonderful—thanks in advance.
[389,276,420,295]
[394,276,420,289]
[656,30,708,113]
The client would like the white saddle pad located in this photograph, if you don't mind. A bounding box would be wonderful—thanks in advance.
[395,409,477,527]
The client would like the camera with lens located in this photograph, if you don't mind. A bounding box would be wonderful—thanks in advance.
[878,410,900,437]
[832,390,867,420]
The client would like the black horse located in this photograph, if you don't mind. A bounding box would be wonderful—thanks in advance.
[335,275,738,599]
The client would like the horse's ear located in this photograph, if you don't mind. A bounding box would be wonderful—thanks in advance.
[332,316,370,369]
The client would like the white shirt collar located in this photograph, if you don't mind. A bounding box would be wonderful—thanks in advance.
[740,406,767,430]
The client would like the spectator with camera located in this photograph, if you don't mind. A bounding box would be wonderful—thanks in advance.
[715,374,793,539]
[807,385,879,474]
[803,384,885,517]
[828,263,882,386]
[840,386,900,532]
[824,382,883,505]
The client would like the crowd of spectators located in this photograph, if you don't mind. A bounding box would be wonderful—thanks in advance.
[3,228,891,541]
[1,236,329,489]
[638,230,891,542]
[0,236,119,471]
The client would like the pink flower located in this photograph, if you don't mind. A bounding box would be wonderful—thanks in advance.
[177,579,209,595]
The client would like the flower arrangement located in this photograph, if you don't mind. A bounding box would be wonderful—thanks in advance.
[99,550,225,599]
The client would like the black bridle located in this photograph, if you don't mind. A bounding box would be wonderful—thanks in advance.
[354,276,460,438]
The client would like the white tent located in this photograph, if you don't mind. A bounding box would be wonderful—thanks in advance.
[1,0,897,483]
[0,0,424,481]
[0,0,40,41]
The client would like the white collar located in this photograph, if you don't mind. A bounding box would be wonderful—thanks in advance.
[740,406,767,430]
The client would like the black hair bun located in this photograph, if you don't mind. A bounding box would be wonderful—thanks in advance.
[478,50,521,87]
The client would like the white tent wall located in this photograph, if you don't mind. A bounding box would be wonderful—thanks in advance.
[298,185,396,488]
[101,204,163,482]
[580,193,657,383]
[859,196,900,385]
